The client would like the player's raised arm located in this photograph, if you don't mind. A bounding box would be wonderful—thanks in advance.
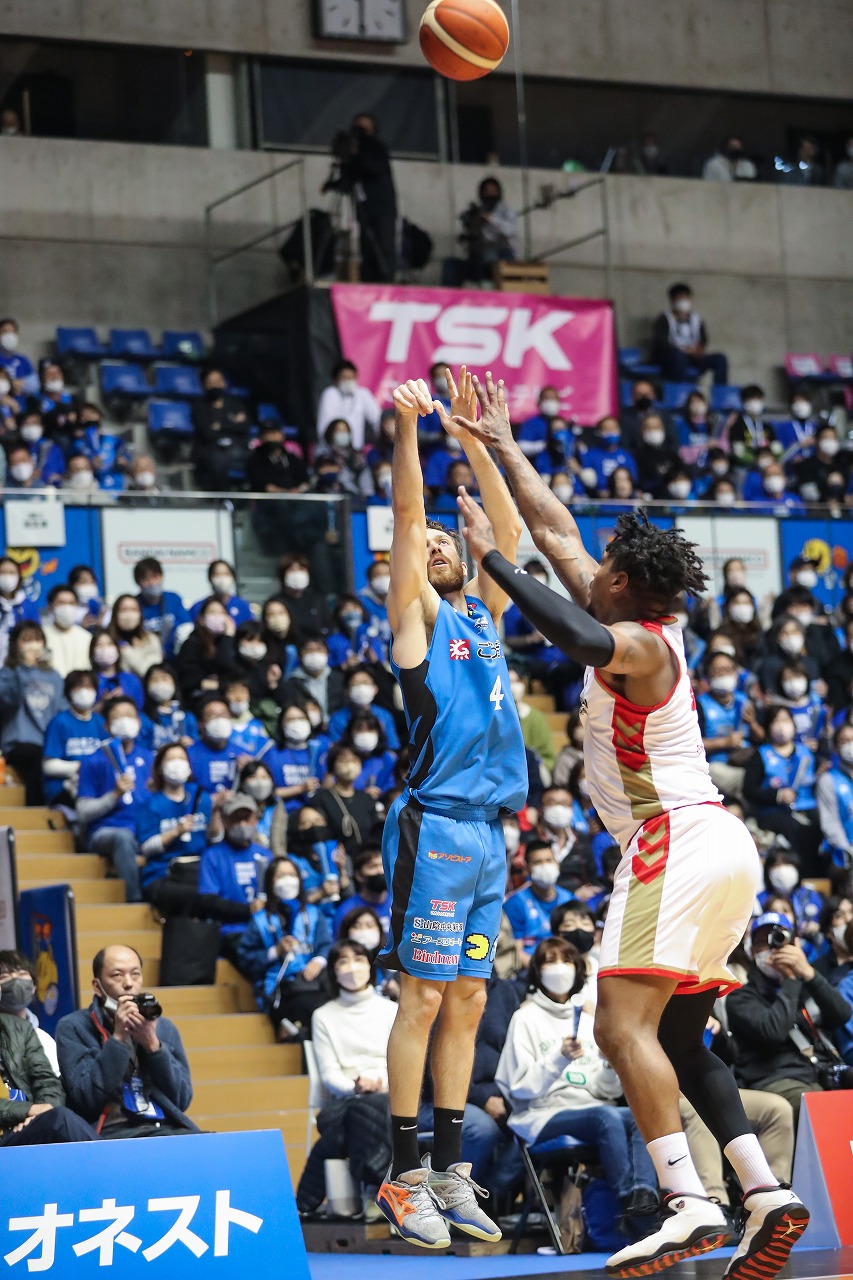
[433,368,521,623]
[451,380,599,606]
[386,379,435,635]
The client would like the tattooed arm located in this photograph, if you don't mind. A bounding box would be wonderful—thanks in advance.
[452,376,599,606]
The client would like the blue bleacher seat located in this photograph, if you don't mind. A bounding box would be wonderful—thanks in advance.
[257,403,283,425]
[56,327,107,358]
[227,382,250,399]
[619,378,636,408]
[153,365,203,398]
[710,385,742,413]
[618,346,663,379]
[661,380,699,409]
[161,330,205,360]
[109,328,159,359]
[148,399,193,436]
[99,362,150,398]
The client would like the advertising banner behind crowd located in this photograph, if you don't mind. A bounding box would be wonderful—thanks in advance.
[101,507,236,604]
[331,283,617,424]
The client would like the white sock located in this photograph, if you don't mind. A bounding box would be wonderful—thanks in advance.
[647,1132,708,1198]
[723,1134,779,1196]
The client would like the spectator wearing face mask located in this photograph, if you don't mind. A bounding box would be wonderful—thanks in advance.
[817,727,853,870]
[341,712,396,799]
[191,367,252,491]
[502,559,577,693]
[703,135,757,182]
[696,448,735,500]
[503,843,574,965]
[90,627,144,713]
[794,427,851,503]
[236,855,332,1024]
[246,420,307,496]
[265,703,326,812]
[580,416,637,494]
[283,636,344,721]
[0,622,65,804]
[327,597,370,668]
[551,711,586,790]
[0,318,38,396]
[674,390,716,466]
[776,390,821,455]
[772,598,839,685]
[620,381,678,454]
[295,939,397,1215]
[369,460,393,507]
[61,455,106,497]
[358,562,393,653]
[772,559,826,621]
[756,617,819,699]
[186,696,241,796]
[551,901,598,971]
[4,443,45,490]
[0,364,23,429]
[77,697,153,901]
[137,744,214,916]
[367,407,397,468]
[68,564,105,630]
[0,557,39,665]
[517,386,565,461]
[724,385,778,467]
[126,455,161,495]
[315,419,373,499]
[422,427,467,494]
[221,676,268,756]
[16,409,66,486]
[652,283,729,385]
[697,651,760,799]
[316,360,380,453]
[67,404,132,487]
[42,670,105,810]
[232,619,285,703]
[237,760,287,859]
[314,744,382,859]
[176,598,237,703]
[757,850,823,936]
[743,707,821,868]
[768,662,826,753]
[826,618,853,714]
[39,584,91,679]
[133,558,191,659]
[815,896,853,980]
[276,555,329,637]
[414,364,453,451]
[755,462,805,514]
[329,666,399,748]
[105,593,163,683]
[0,950,60,1075]
[828,921,853,1065]
[287,803,347,902]
[507,668,555,770]
[37,361,72,417]
[139,664,198,751]
[721,588,763,668]
[198,794,268,958]
[190,560,253,627]
[634,415,682,496]
[333,845,390,934]
[662,464,698,508]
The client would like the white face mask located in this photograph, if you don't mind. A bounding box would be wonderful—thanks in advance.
[710,674,738,695]
[540,399,560,418]
[791,400,812,421]
[755,952,781,982]
[769,721,795,746]
[162,759,192,785]
[21,424,43,443]
[116,612,140,631]
[205,716,232,742]
[337,964,372,992]
[791,611,813,629]
[148,681,175,704]
[241,643,269,664]
[530,862,560,887]
[94,645,119,668]
[716,490,736,507]
[669,480,692,500]
[44,378,64,394]
[743,398,764,417]
[301,652,328,676]
[349,684,375,707]
[244,777,274,800]
[795,569,818,589]
[228,700,250,718]
[503,825,521,855]
[349,928,381,950]
[371,574,391,597]
[764,475,786,496]
[0,377,9,396]
[307,708,322,728]
[509,681,526,704]
[284,718,312,744]
[819,438,839,458]
[110,716,139,741]
[266,614,290,636]
[539,963,576,995]
[433,376,449,397]
[133,470,156,489]
[0,573,19,594]
[211,575,235,595]
[337,378,357,395]
[0,331,19,351]
[832,923,850,948]
[838,742,853,766]
[756,455,772,471]
[779,632,805,656]
[768,865,798,894]
[203,613,228,635]
[552,484,573,504]
[782,677,808,700]
[711,459,730,476]
[729,602,755,625]
[543,804,573,830]
[70,687,97,711]
[10,461,34,483]
[52,604,79,630]
[274,875,301,902]
[353,731,378,754]
[331,430,351,449]
[643,429,665,447]
[284,569,310,592]
[76,583,99,603]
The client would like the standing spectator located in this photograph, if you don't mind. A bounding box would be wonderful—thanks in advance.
[41,584,92,677]
[198,795,268,960]
[316,360,380,452]
[703,136,757,182]
[42,670,104,809]
[778,137,824,187]
[107,594,164,680]
[652,283,729,385]
[192,367,252,490]
[133,557,191,658]
[176,598,237,703]
[0,317,38,395]
[0,622,65,803]
[276,555,330,637]
[90,627,144,712]
[76,697,153,902]
[817,725,853,869]
[0,557,39,665]
[341,112,397,284]
[190,561,253,628]
[137,744,214,916]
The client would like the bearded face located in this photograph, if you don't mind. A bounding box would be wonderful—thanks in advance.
[426,529,466,596]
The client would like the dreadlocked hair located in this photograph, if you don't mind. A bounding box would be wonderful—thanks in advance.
[606,510,708,606]
[425,518,464,560]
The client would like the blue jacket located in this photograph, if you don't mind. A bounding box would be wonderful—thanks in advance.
[328,702,399,749]
[829,962,853,1064]
[56,1000,198,1132]
[265,741,329,811]
[236,904,333,1005]
[503,884,575,957]
[42,708,106,802]
[229,717,269,757]
[356,751,397,793]
[755,742,816,811]
[190,594,254,626]
[0,665,66,750]
[77,740,154,834]
[198,838,268,935]
[697,690,751,763]
[136,786,213,886]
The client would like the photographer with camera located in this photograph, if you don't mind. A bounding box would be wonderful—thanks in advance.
[442,176,518,288]
[727,914,853,1123]
[326,112,396,283]
[56,944,199,1138]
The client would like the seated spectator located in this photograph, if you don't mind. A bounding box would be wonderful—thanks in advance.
[828,619,853,712]
[756,617,820,696]
[442,175,518,287]
[663,464,698,506]
[137,744,214,915]
[815,896,853,980]
[496,937,658,1217]
[675,389,715,464]
[328,666,399,748]
[580,417,637,493]
[284,635,345,721]
[834,134,853,189]
[288,803,347,902]
[5,442,44,489]
[652,282,728,385]
[176,597,237,703]
[549,468,579,504]
[237,760,287,858]
[517,385,563,461]
[766,661,825,752]
[133,557,191,659]
[0,316,39,396]
[61,454,105,497]
[37,360,73,417]
[232,620,283,702]
[721,588,763,667]
[42,583,92,677]
[709,475,738,508]
[508,668,555,770]
[534,783,589,865]
[697,650,758,798]
[106,593,162,686]
[313,744,382,858]
[636,131,668,175]
[772,558,828,621]
[703,135,757,181]
[552,711,585,789]
[0,950,59,1075]
[758,850,823,938]
[42,670,104,809]
[828,921,853,1065]
[0,557,39,664]
[0,622,64,804]
[56,943,198,1136]
[778,136,824,187]
[0,366,23,428]
[634,414,682,495]
[794,425,849,502]
[18,408,65,485]
[276,554,330,637]
[198,794,268,960]
[265,703,325,811]
[126,454,162,494]
[246,419,307,496]
[139,663,198,750]
[316,359,380,452]
[503,842,574,965]
[727,913,850,1121]
[222,676,268,755]
[90,626,144,711]
[357,559,391,631]
[333,844,390,934]
[772,594,839,678]
[367,406,397,466]
[190,560,253,627]
[817,725,853,869]
[186,695,241,794]
[341,712,396,797]
[192,366,252,490]
[743,707,821,868]
[774,389,821,455]
[77,696,153,901]
[69,563,106,629]
[620,381,678,455]
[551,900,598,967]
[315,419,373,499]
[423,431,466,494]
[295,940,397,1214]
[369,459,393,505]
[236,855,332,1032]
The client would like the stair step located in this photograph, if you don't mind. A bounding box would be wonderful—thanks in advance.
[545,712,569,732]
[148,985,239,1014]
[75,903,154,931]
[526,694,556,712]
[191,1111,313,1142]
[186,1044,301,1080]
[21,878,124,904]
[14,830,75,854]
[18,853,104,879]
[0,807,65,829]
[77,928,162,958]
[177,1014,275,1048]
[0,785,25,805]
[191,1077,309,1112]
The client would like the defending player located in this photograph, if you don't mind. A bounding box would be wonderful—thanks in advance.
[453,375,809,1280]
[374,370,528,1248]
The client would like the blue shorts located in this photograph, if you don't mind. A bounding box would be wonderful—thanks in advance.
[379,793,505,981]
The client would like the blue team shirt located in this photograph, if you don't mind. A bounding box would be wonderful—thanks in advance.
[70,427,132,482]
[77,740,154,834]
[697,691,751,764]
[136,591,190,656]
[0,351,37,392]
[581,445,638,489]
[198,839,268,935]
[42,710,106,802]
[138,706,200,752]
[229,717,269,756]
[136,786,213,886]
[187,736,242,793]
[757,743,816,811]
[328,702,399,748]
[395,596,527,812]
[189,594,254,626]
[503,884,574,956]
[356,751,397,794]
[96,670,144,711]
[264,738,329,811]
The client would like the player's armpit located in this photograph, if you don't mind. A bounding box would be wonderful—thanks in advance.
[599,622,669,678]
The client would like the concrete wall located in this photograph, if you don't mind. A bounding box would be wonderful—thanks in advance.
[2,0,853,100]
[1,136,851,402]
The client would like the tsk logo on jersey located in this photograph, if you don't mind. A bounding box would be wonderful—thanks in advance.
[449,639,470,660]
[476,641,501,660]
[427,851,472,864]
[412,947,458,966]
[430,899,456,917]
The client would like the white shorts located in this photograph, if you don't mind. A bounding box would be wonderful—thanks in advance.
[598,804,760,996]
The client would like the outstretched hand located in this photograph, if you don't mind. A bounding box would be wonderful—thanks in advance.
[434,365,477,441]
[451,371,513,451]
[393,378,436,422]
[457,485,498,564]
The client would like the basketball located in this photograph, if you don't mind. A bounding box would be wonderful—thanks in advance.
[419,0,510,81]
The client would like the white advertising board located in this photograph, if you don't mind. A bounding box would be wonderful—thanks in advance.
[101,507,236,604]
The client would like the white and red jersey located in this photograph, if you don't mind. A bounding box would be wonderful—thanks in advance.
[580,619,721,852]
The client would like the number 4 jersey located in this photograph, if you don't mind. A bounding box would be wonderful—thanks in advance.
[393,596,528,814]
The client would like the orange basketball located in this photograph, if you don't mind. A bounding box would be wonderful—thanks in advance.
[419,0,510,81]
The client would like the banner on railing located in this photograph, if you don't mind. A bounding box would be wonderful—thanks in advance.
[18,884,78,1036]
[331,283,617,423]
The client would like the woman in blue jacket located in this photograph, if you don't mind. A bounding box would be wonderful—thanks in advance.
[136,743,214,915]
[0,621,65,802]
[139,664,199,751]
[235,856,333,1034]
[341,711,396,799]
[743,705,821,868]
[90,628,144,712]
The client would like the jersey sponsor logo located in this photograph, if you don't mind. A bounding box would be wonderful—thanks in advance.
[410,932,457,947]
[412,947,458,966]
[476,641,502,660]
[474,615,489,633]
[430,899,456,917]
[449,639,470,660]
[427,850,472,864]
[412,917,464,933]
[463,932,493,962]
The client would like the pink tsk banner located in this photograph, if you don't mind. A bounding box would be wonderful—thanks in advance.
[330,284,617,424]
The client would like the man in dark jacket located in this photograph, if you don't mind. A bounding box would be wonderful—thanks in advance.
[0,1010,95,1145]
[341,112,397,283]
[56,944,199,1137]
[727,913,852,1123]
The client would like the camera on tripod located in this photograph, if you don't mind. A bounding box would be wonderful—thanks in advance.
[458,202,486,246]
[322,129,357,195]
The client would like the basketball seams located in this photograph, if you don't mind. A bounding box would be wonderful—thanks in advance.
[436,0,509,59]
[419,0,509,80]
[420,16,501,69]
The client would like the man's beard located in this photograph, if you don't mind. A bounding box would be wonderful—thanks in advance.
[428,564,465,596]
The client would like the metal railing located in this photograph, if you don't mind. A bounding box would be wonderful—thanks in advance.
[518,175,613,299]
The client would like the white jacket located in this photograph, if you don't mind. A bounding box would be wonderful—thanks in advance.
[495,989,623,1143]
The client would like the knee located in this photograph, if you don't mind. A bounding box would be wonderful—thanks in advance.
[595,1107,624,1138]
[441,980,487,1028]
[594,1008,622,1064]
[400,979,443,1031]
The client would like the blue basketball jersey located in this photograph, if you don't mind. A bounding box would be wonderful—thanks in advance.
[393,596,527,812]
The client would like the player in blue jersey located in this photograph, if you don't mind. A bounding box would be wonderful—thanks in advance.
[375,369,527,1248]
